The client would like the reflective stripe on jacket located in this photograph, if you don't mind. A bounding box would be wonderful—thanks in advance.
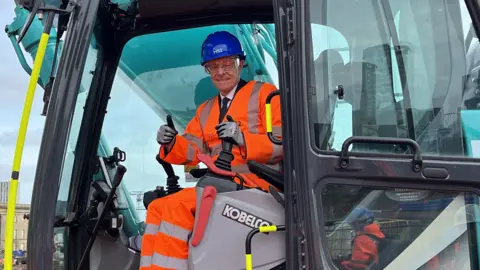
[159,80,283,191]
[140,187,196,270]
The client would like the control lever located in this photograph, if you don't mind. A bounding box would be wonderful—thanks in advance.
[77,165,127,270]
[143,115,183,209]
[155,155,181,194]
[190,168,208,178]
[198,154,235,178]
[214,115,235,171]
[157,114,181,194]
[164,115,176,157]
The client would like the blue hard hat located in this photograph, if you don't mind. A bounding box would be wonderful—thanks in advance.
[201,31,246,65]
[344,207,374,224]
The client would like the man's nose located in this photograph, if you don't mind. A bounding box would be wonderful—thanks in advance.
[216,67,226,75]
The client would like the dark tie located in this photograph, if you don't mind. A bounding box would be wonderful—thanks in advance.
[219,97,230,122]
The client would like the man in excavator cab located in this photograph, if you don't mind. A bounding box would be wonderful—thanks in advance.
[140,30,283,269]
[340,207,385,270]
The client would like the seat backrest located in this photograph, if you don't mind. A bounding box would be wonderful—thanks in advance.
[188,187,285,270]
[194,77,218,107]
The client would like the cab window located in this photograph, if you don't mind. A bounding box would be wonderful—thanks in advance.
[99,24,278,220]
[323,184,480,270]
[308,0,480,158]
[307,0,480,268]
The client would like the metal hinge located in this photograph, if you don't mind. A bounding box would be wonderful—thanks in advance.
[297,227,307,269]
[286,0,295,45]
[291,170,299,221]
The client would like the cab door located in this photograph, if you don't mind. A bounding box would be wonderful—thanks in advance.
[279,0,480,268]
[26,0,102,268]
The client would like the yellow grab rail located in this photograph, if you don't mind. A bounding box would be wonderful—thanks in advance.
[3,12,56,270]
[265,90,282,145]
[245,225,286,270]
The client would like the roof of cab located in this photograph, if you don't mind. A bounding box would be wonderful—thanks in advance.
[132,0,274,34]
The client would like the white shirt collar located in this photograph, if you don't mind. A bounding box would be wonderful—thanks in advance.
[220,85,237,100]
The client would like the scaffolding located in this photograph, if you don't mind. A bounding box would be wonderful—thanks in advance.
[325,219,425,258]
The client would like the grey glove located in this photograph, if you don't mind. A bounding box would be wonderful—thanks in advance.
[215,121,245,146]
[157,125,177,145]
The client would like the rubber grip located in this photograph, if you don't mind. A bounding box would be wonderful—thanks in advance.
[265,104,272,132]
[166,115,175,131]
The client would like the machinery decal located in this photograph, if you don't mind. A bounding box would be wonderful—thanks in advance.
[222,204,273,229]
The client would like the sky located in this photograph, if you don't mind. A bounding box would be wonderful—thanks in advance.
[0,1,46,204]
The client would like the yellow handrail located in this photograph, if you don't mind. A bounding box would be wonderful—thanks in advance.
[3,12,55,270]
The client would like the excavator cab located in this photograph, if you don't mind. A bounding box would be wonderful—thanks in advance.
[137,113,286,270]
[5,0,480,268]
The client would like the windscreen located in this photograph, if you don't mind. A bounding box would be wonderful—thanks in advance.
[308,0,480,158]
[99,24,278,221]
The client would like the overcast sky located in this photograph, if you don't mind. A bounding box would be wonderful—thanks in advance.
[1,1,46,204]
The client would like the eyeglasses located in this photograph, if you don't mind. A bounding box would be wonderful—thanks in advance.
[204,57,239,74]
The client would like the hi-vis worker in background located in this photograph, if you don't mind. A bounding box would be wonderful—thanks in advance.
[139,31,283,270]
[341,208,385,270]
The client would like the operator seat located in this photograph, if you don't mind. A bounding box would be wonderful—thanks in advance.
[187,152,285,269]
[194,76,218,107]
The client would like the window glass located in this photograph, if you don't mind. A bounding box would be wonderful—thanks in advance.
[101,24,278,220]
[308,0,480,158]
[56,44,98,210]
[323,184,480,269]
[53,35,99,270]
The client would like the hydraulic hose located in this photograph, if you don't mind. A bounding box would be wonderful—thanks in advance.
[7,35,33,78]
[3,11,55,270]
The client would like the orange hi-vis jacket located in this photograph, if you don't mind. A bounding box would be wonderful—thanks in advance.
[159,80,283,191]
[341,223,385,270]
[139,80,282,270]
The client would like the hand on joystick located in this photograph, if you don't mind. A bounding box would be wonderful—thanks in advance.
[215,115,245,146]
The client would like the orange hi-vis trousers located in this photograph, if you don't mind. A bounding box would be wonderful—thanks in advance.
[140,187,196,270]
[140,80,283,269]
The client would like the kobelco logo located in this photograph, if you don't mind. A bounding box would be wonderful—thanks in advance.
[222,204,273,229]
